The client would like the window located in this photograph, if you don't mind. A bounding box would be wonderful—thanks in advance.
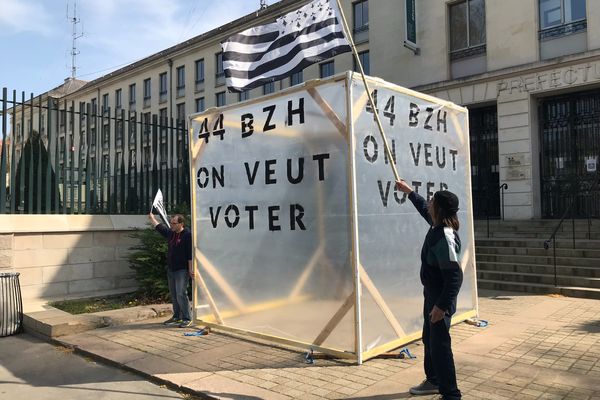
[115,89,122,110]
[159,72,168,103]
[539,0,586,31]
[239,90,250,102]
[215,52,225,85]
[91,98,98,114]
[320,61,335,78]
[102,124,110,148]
[263,81,275,95]
[353,51,370,75]
[143,78,151,107]
[290,70,303,86]
[196,97,205,113]
[216,91,226,107]
[102,93,109,113]
[176,103,186,124]
[143,112,151,142]
[449,0,486,59]
[176,66,185,97]
[159,108,168,160]
[129,84,136,109]
[195,59,205,91]
[353,0,369,42]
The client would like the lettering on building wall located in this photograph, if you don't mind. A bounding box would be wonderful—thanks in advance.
[497,61,600,94]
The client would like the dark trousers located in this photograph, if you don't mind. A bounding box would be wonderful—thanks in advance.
[167,269,191,321]
[422,297,461,400]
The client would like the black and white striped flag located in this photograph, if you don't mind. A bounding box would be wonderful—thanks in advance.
[222,0,351,92]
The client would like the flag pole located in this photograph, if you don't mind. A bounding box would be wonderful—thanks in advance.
[334,0,400,183]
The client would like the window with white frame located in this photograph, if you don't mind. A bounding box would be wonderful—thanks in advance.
[353,0,369,41]
[102,93,109,113]
[263,81,275,95]
[176,103,186,125]
[159,72,168,103]
[143,78,151,107]
[216,91,226,107]
[215,52,225,85]
[129,84,136,109]
[196,97,205,112]
[353,51,370,75]
[449,0,486,60]
[176,66,185,97]
[115,89,122,110]
[239,90,250,102]
[195,59,205,91]
[319,61,334,78]
[290,70,303,86]
[539,0,586,38]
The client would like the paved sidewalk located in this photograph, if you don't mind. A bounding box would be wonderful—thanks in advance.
[53,290,600,400]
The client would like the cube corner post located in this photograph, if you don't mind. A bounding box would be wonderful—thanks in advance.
[187,73,478,364]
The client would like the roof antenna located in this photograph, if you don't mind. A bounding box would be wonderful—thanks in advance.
[67,1,84,80]
[260,0,268,10]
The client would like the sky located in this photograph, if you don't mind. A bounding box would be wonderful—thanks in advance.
[0,0,268,97]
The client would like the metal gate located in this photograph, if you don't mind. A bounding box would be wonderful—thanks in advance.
[540,91,600,218]
[469,106,500,219]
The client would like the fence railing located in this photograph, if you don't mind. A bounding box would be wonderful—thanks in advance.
[0,88,190,214]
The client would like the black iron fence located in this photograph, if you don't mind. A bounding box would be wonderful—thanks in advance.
[0,88,190,214]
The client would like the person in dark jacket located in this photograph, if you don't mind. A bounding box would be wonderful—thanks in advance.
[396,179,463,400]
[149,212,194,328]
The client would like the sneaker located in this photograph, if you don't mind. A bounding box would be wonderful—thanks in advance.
[409,379,439,395]
[178,319,193,328]
[163,317,182,326]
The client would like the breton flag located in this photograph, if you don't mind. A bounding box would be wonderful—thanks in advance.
[222,0,351,92]
[151,189,170,226]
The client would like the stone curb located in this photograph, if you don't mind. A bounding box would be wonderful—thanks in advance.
[23,303,173,338]
[51,335,218,400]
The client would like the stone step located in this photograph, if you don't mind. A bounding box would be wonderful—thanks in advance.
[476,245,600,258]
[477,269,600,289]
[474,219,600,229]
[476,231,600,240]
[474,238,600,250]
[476,260,600,278]
[477,279,600,299]
[476,253,600,268]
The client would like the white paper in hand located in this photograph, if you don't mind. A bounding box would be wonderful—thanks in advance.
[152,189,170,226]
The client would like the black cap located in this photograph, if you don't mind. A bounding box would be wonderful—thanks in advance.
[434,190,459,215]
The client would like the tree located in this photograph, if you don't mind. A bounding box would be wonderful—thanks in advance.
[13,130,61,212]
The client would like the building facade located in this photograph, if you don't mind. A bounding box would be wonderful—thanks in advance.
[9,0,600,220]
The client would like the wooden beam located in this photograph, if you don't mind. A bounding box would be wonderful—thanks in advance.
[313,291,355,346]
[193,251,224,325]
[196,249,246,311]
[359,264,406,338]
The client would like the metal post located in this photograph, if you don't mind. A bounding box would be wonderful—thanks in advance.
[0,88,7,213]
[553,240,557,287]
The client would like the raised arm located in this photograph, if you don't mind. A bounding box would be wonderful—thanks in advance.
[148,212,170,238]
[396,180,433,226]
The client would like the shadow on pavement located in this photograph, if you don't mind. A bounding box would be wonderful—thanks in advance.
[0,333,177,399]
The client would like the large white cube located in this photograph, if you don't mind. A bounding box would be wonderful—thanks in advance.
[189,72,477,363]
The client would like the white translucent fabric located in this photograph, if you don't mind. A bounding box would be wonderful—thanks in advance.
[189,73,477,359]
[190,80,355,352]
[350,78,477,352]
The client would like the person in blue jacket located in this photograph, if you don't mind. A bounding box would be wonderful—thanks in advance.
[396,179,463,400]
[149,212,194,328]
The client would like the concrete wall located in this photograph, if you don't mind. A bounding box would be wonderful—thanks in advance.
[0,215,147,304]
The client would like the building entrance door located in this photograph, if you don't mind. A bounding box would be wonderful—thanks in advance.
[540,91,600,218]
[469,106,500,219]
